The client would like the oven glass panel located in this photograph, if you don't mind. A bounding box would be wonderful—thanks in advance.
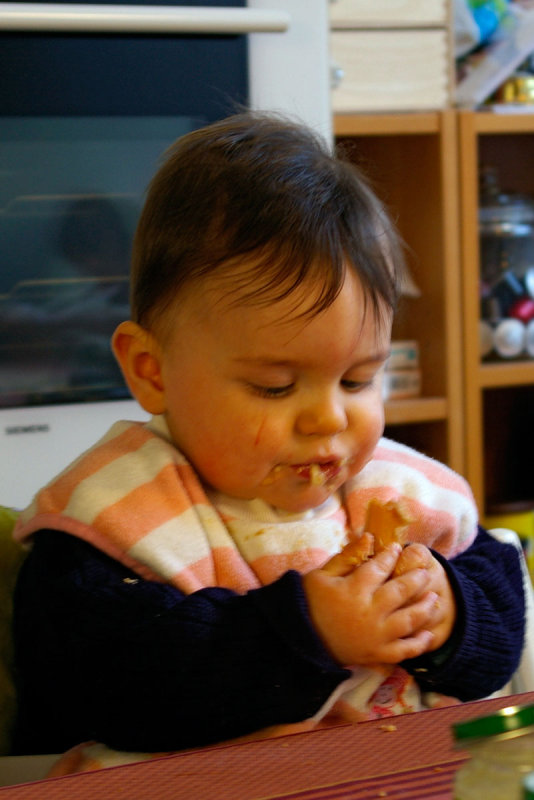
[0,2,247,408]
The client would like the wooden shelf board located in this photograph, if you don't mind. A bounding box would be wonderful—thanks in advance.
[385,396,447,425]
[334,112,441,137]
[469,111,534,135]
[479,361,534,388]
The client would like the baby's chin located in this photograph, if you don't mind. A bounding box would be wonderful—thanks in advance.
[208,463,345,512]
[257,481,341,515]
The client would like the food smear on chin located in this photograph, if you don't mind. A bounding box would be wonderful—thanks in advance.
[260,465,283,486]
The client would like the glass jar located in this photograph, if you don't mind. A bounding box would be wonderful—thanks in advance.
[479,192,534,287]
[453,704,534,800]
[478,168,534,362]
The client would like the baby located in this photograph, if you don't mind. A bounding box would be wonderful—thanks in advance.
[11,113,525,762]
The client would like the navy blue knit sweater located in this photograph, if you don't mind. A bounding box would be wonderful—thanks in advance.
[11,526,525,755]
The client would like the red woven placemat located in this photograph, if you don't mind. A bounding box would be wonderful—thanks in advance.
[1,693,532,799]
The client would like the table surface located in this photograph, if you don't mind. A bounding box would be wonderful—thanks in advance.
[2,692,533,800]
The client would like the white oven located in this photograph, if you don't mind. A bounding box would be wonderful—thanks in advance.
[0,0,331,508]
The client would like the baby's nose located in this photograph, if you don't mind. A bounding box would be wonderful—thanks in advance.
[296,394,348,436]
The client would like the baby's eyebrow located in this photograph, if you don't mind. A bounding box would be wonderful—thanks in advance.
[233,357,294,367]
[360,349,392,366]
[233,350,391,368]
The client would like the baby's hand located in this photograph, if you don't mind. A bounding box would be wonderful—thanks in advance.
[302,541,438,668]
[393,543,456,651]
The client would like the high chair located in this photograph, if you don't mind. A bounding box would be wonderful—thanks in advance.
[487,528,534,696]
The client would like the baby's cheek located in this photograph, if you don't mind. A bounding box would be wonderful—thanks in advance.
[250,419,289,462]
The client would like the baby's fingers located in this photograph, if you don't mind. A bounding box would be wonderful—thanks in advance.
[352,542,404,585]
[321,533,374,577]
[378,591,438,663]
[381,627,435,663]
[388,590,439,641]
[393,543,432,577]
[378,565,432,612]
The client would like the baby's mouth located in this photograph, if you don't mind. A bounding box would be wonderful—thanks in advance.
[291,459,348,486]
[260,458,350,487]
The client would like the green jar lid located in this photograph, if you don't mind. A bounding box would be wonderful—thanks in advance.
[453,704,534,743]
[523,771,534,799]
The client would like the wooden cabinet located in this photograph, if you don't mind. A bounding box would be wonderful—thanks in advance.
[458,111,534,514]
[334,109,534,516]
[334,110,464,472]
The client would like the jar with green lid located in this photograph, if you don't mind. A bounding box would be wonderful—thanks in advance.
[453,704,534,799]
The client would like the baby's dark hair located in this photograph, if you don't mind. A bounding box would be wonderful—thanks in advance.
[131,112,403,328]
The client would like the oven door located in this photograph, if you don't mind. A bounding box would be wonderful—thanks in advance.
[0,1,257,409]
[0,1,330,135]
[0,0,330,507]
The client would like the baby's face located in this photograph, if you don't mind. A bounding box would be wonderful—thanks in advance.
[158,269,391,513]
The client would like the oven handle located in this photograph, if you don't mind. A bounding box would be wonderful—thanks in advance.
[0,3,290,33]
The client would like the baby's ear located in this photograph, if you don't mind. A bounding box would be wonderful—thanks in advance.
[111,321,166,414]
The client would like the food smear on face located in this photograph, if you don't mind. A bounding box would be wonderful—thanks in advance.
[294,459,349,486]
[260,465,283,486]
[262,458,350,488]
[309,463,326,486]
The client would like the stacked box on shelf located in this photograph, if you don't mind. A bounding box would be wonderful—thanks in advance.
[330,0,453,113]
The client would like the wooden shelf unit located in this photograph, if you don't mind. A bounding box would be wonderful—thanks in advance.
[459,110,534,512]
[334,111,464,471]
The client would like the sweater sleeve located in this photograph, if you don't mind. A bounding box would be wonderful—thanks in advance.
[12,530,350,756]
[402,526,526,700]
